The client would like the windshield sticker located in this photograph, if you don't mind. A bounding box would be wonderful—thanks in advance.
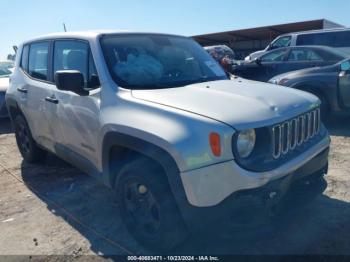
[205,61,226,76]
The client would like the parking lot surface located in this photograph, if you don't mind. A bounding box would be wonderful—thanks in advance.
[0,117,350,258]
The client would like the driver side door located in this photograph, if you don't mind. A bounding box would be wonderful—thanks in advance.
[50,40,101,174]
[257,48,289,81]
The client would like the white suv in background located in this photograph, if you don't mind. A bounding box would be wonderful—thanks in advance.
[245,27,350,61]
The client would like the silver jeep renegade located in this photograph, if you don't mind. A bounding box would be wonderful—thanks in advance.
[6,31,330,251]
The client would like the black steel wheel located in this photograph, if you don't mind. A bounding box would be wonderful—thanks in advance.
[123,178,162,239]
[115,157,188,251]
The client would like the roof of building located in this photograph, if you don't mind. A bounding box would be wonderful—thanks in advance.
[192,19,345,46]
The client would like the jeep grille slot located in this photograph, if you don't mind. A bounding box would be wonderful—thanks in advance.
[272,108,320,159]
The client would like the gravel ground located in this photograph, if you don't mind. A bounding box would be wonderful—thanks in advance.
[0,116,349,259]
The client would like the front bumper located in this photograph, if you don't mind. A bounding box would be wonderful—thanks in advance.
[180,134,330,207]
[176,146,329,230]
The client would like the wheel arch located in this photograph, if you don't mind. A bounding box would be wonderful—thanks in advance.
[101,131,184,195]
[292,81,331,109]
[5,97,23,120]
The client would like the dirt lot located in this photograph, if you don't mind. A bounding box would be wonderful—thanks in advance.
[0,116,349,258]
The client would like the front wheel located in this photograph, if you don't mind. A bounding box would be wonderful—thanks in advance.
[13,115,47,163]
[115,157,188,251]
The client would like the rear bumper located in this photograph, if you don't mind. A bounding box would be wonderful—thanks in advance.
[176,146,329,230]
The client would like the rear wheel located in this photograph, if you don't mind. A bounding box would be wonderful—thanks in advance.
[13,115,47,163]
[115,157,188,251]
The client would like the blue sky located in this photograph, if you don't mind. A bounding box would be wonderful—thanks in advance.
[1,0,350,59]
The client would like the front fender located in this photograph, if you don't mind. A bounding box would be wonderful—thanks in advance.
[98,93,236,172]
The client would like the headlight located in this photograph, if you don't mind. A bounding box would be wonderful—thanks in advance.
[236,129,256,158]
[270,78,288,85]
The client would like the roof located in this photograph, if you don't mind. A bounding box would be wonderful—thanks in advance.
[21,30,186,45]
[192,19,345,46]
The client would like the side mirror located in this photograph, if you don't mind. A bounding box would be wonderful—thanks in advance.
[340,61,350,72]
[55,70,88,96]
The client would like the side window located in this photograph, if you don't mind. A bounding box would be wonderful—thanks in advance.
[295,32,350,47]
[297,33,320,46]
[333,31,350,47]
[54,40,88,82]
[287,49,323,61]
[20,45,29,72]
[54,40,99,90]
[270,36,292,49]
[28,42,49,81]
[261,49,288,62]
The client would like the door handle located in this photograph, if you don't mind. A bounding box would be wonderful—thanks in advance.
[17,87,28,93]
[45,96,59,104]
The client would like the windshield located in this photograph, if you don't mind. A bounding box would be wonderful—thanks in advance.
[101,34,228,89]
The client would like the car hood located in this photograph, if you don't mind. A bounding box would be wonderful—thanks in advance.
[132,79,319,130]
[0,77,9,92]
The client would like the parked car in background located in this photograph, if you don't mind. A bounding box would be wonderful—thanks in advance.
[0,66,12,118]
[204,45,237,73]
[245,27,350,61]
[233,46,346,82]
[0,60,15,71]
[269,58,350,117]
[6,31,330,251]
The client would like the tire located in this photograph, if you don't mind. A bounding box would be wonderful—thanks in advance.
[115,157,188,252]
[13,115,47,163]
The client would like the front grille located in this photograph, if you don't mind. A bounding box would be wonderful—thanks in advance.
[272,108,320,159]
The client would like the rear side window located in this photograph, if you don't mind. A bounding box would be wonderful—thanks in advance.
[297,31,350,48]
[28,42,49,81]
[20,45,29,72]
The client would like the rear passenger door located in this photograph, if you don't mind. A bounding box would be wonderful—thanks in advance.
[50,40,101,173]
[20,41,57,150]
